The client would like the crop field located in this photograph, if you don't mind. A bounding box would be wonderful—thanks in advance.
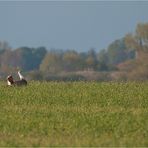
[0,81,148,146]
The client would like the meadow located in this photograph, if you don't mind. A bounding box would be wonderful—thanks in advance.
[0,81,148,146]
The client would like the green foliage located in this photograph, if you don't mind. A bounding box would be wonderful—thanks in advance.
[85,49,98,70]
[98,38,134,66]
[15,47,47,71]
[40,49,99,74]
[136,23,148,50]
[0,81,148,146]
[0,22,148,81]
[125,23,148,59]
[0,47,47,75]
[31,47,47,70]
[62,50,83,71]
[107,39,130,64]
[40,51,63,74]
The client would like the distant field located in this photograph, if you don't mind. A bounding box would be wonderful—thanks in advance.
[0,81,148,147]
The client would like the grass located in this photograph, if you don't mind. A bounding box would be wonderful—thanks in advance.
[0,81,148,146]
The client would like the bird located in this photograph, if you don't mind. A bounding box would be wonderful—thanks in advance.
[7,71,27,86]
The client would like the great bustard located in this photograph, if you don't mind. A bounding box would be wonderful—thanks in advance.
[7,71,27,86]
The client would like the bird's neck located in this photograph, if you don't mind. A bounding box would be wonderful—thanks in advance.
[18,71,24,80]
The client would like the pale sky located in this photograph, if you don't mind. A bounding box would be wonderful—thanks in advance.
[0,1,148,51]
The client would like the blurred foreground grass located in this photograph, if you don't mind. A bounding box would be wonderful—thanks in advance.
[0,81,148,146]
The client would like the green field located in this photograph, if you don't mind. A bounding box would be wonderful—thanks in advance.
[0,81,148,146]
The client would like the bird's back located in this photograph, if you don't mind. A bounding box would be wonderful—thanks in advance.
[14,79,27,86]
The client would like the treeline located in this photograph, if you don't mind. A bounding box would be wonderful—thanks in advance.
[0,46,47,75]
[0,22,148,81]
[0,40,133,79]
